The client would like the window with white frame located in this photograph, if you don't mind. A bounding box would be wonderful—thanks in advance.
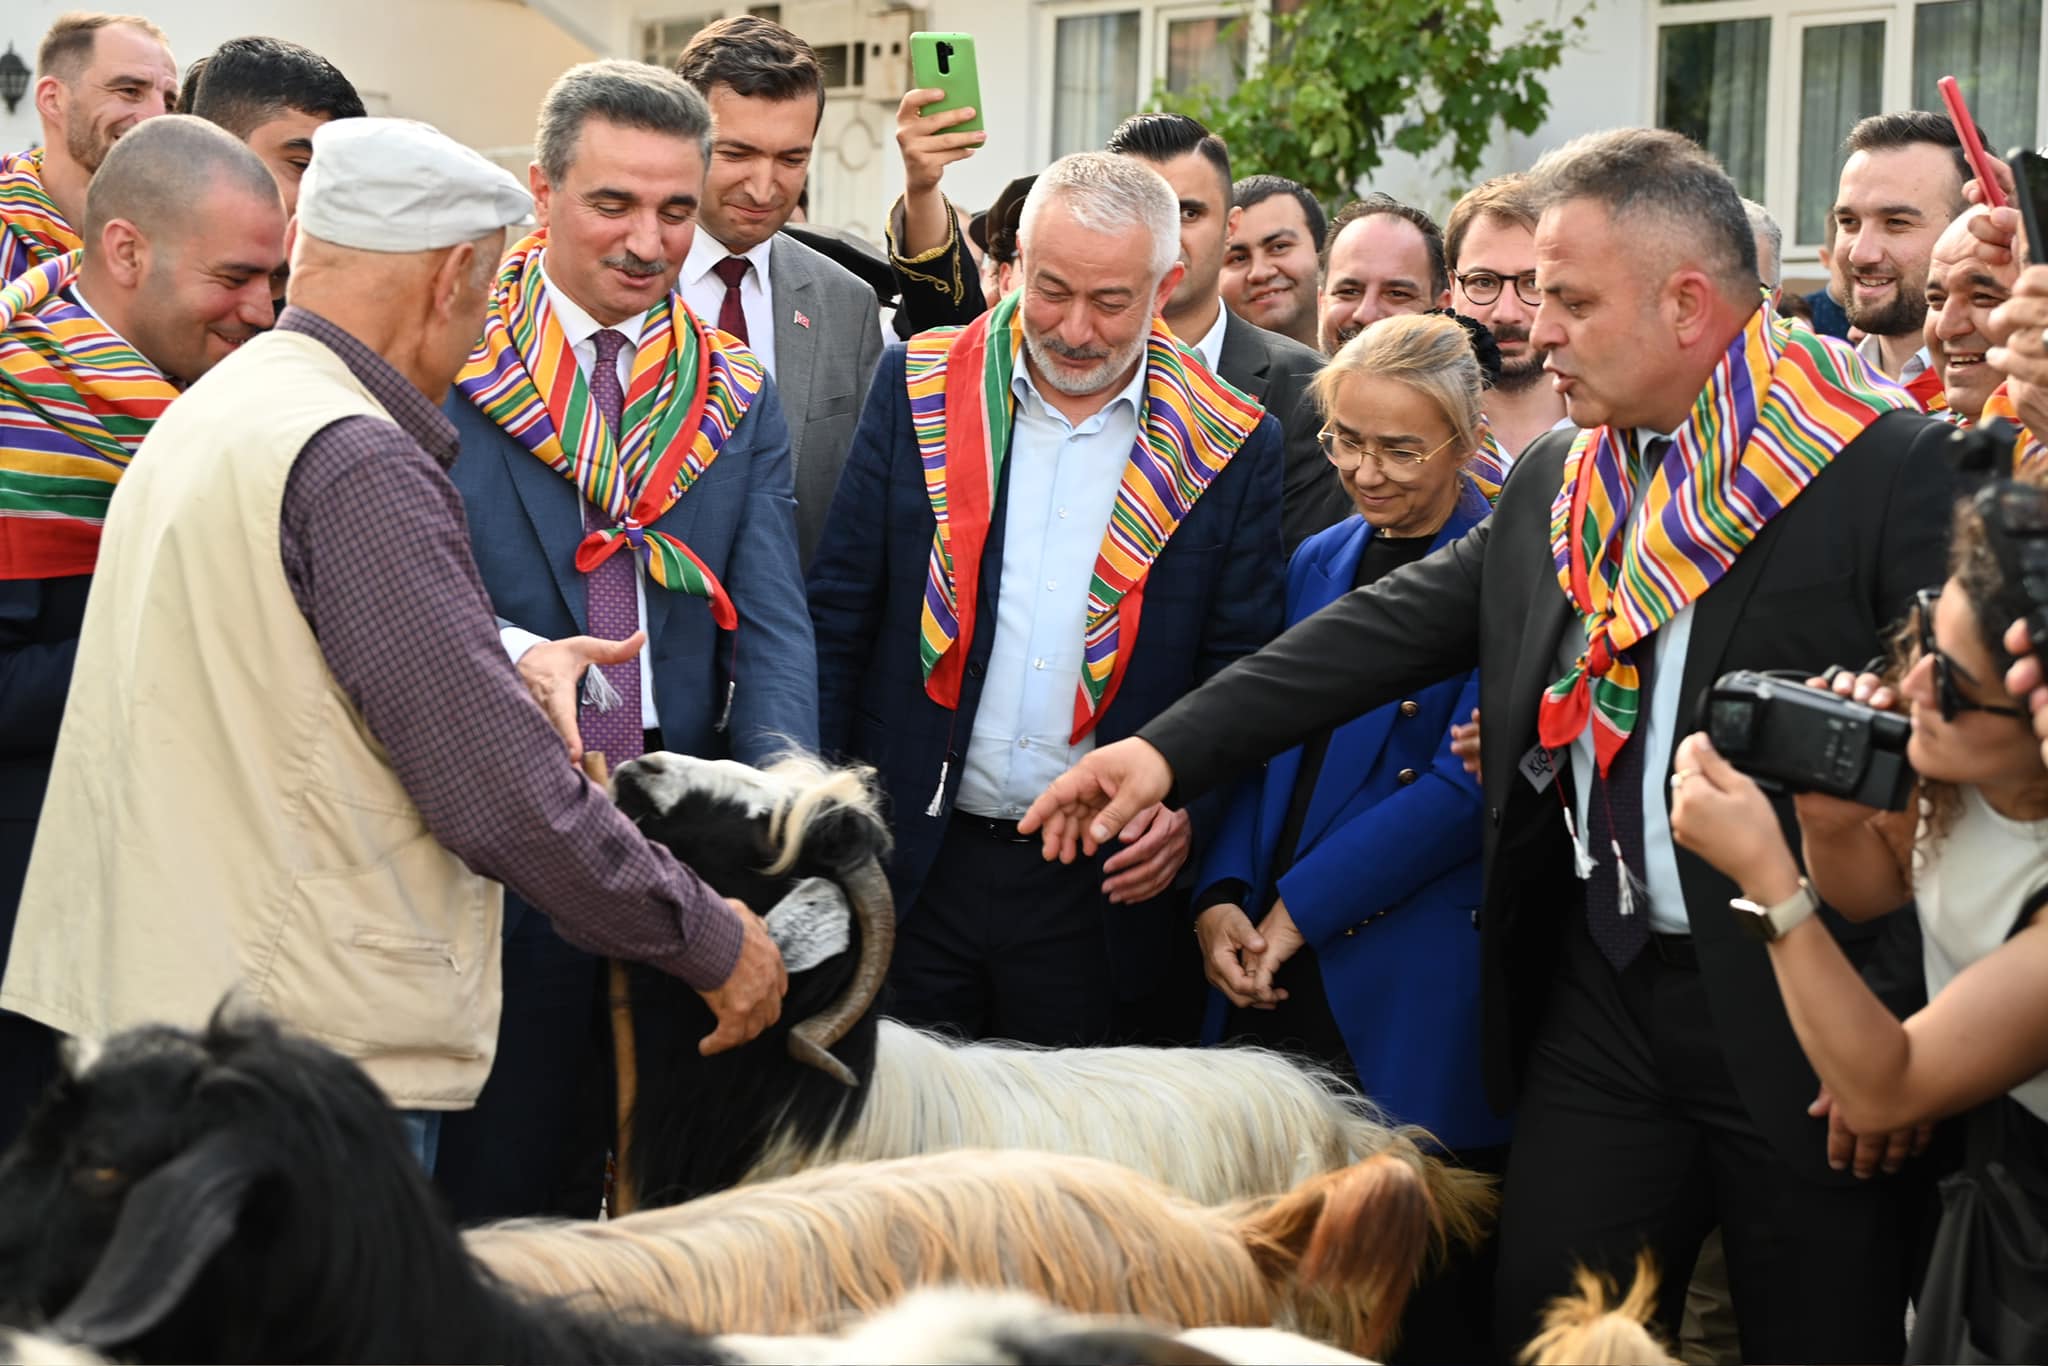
[1042,0,1299,160]
[1652,0,2046,255]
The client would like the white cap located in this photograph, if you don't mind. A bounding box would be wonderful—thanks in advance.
[298,117,532,254]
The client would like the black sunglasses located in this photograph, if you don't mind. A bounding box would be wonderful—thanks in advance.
[1914,587,2028,724]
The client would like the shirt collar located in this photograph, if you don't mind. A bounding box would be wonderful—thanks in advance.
[682,226,776,290]
[539,259,650,350]
[1012,349,1150,430]
[1856,332,1932,384]
[1193,305,1229,374]
[276,306,461,469]
[65,285,167,381]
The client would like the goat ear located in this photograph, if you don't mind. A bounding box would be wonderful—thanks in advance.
[802,802,891,875]
[50,1130,267,1348]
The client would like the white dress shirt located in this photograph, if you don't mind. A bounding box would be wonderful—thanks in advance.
[1857,334,1932,388]
[1192,304,1229,375]
[499,266,660,728]
[954,358,1149,818]
[680,231,778,377]
[1558,427,1693,936]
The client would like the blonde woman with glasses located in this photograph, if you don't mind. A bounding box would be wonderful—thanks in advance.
[1189,311,1505,1360]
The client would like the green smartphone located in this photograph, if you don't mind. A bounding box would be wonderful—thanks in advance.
[910,32,983,134]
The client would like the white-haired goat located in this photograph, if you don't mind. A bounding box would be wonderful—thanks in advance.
[610,750,1493,1249]
[0,1015,1407,1361]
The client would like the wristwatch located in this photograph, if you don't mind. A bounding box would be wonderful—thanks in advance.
[1730,879,1820,942]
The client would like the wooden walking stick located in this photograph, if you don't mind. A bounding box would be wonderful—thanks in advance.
[582,751,641,1216]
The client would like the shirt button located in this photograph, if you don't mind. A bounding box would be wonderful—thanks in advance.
[1058,506,1069,519]
[1398,768,1419,785]
[1033,658,1046,670]
[1399,700,1421,718]
[1018,738,1030,750]
[1046,579,1058,591]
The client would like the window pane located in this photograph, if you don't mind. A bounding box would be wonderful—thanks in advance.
[1053,12,1142,158]
[1798,21,1887,243]
[1165,16,1246,100]
[1914,0,2042,159]
[1657,19,1770,203]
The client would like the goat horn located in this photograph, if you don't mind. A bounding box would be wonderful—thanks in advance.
[786,853,893,1087]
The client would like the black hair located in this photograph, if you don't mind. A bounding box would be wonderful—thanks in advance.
[1104,111,1231,198]
[1843,111,1977,208]
[1232,174,1326,255]
[1324,194,1449,299]
[185,36,365,137]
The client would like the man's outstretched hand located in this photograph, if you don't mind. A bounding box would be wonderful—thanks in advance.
[1018,737,1175,864]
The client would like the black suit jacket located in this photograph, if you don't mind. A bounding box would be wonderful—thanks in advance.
[1144,407,1956,1180]
[0,575,89,936]
[1216,312,1346,552]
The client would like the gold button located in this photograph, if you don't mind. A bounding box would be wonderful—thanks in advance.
[1399,700,1420,717]
[1398,768,1419,784]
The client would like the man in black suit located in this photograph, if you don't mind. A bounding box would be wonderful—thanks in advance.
[1024,128,1953,1363]
[883,109,1343,549]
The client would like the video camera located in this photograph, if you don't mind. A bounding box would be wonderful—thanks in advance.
[1696,670,1916,811]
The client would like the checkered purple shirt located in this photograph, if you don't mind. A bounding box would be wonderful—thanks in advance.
[274,306,742,990]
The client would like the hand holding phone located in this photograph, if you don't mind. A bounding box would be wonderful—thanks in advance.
[910,32,983,134]
[1941,76,2009,209]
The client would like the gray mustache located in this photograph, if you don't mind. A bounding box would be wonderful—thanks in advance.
[602,252,667,279]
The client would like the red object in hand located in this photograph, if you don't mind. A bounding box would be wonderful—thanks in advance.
[1940,75,2009,209]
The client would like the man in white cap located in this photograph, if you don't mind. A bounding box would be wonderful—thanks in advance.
[1,117,788,1173]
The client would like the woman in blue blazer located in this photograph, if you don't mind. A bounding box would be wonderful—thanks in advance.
[1193,311,1512,1153]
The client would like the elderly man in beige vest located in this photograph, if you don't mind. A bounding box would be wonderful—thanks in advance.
[1,118,788,1172]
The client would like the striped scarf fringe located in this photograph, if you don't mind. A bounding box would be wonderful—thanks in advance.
[456,232,762,625]
[1539,301,1912,773]
[0,252,177,579]
[905,292,1265,743]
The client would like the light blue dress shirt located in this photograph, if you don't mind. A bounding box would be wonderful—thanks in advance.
[1558,427,1694,936]
[954,358,1149,818]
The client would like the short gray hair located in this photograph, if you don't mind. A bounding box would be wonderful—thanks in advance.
[1017,151,1180,281]
[1526,127,1758,299]
[1741,197,1783,289]
[535,60,711,186]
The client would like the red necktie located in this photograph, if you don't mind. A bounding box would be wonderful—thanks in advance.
[712,256,751,344]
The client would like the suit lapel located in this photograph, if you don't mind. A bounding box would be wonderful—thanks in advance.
[1293,522,1393,847]
[498,427,593,633]
[770,237,819,471]
[1216,311,1273,400]
[1677,511,1789,759]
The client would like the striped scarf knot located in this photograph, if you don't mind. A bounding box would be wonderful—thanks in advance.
[0,148,81,286]
[455,232,761,628]
[903,292,1265,741]
[1538,300,1913,775]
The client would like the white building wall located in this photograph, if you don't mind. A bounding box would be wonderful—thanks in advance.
[2,0,596,172]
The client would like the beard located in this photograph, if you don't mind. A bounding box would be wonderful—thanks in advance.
[1835,264,1930,340]
[1023,325,1148,397]
[64,108,119,175]
[1495,349,1549,393]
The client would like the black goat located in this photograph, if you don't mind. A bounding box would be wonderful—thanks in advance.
[0,1013,741,1364]
[610,751,896,1206]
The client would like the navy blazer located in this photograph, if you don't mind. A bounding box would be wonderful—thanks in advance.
[809,345,1286,919]
[443,379,818,775]
[1195,482,1511,1150]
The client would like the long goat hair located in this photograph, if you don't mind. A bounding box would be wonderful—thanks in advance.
[468,1145,1437,1358]
[1516,1253,1679,1366]
[613,750,1494,1259]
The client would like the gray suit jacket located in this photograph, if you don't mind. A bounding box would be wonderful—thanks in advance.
[769,232,885,566]
[1216,311,1347,551]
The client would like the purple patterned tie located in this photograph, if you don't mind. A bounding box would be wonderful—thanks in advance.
[579,327,645,766]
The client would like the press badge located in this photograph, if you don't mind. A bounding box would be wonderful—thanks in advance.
[1518,743,1558,794]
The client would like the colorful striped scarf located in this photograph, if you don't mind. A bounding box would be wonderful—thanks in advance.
[0,149,82,286]
[1981,382,2048,480]
[905,292,1264,742]
[1904,365,1949,417]
[1466,426,1508,504]
[1539,302,1911,774]
[456,232,762,627]
[0,253,177,579]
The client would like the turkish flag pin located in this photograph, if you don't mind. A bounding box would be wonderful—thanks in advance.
[793,309,812,329]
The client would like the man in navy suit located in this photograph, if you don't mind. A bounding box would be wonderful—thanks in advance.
[809,152,1283,1046]
[436,61,816,1220]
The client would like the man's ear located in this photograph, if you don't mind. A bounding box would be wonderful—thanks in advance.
[431,242,476,321]
[528,162,552,232]
[1665,267,1720,349]
[99,220,148,289]
[33,75,66,131]
[1153,260,1186,318]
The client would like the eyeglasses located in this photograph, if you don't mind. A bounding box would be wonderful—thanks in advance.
[1454,269,1542,308]
[1913,587,2028,723]
[1318,425,1460,480]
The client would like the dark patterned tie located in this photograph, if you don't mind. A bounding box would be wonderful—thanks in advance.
[712,256,751,344]
[578,327,644,767]
[1582,437,1672,970]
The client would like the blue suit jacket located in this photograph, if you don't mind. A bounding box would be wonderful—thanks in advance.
[809,345,1286,932]
[1196,482,1511,1149]
[445,381,818,930]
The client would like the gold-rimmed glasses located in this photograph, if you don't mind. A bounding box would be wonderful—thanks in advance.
[1318,425,1461,480]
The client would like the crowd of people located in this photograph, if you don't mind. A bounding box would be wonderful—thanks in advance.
[2,6,2047,1363]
